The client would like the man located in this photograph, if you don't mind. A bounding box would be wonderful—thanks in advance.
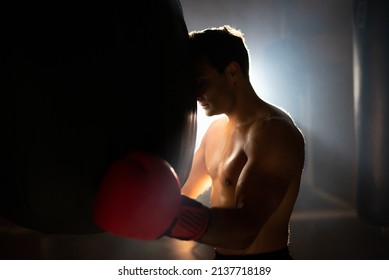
[93,25,305,260]
[180,25,305,259]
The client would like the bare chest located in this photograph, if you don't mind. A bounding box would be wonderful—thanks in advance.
[204,130,247,202]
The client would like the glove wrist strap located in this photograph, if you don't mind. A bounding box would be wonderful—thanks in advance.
[165,195,210,241]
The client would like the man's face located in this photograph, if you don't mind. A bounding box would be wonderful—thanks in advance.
[193,57,234,116]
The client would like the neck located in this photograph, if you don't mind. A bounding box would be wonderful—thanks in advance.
[226,84,266,128]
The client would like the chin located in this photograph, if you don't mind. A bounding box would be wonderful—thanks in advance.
[205,110,214,117]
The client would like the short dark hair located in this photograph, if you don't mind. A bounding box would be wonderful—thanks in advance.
[189,25,250,79]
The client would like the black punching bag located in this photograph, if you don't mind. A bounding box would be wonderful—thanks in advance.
[0,1,196,233]
[353,0,389,226]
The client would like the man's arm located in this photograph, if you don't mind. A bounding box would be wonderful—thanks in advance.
[198,118,305,249]
[181,127,212,199]
[93,118,304,246]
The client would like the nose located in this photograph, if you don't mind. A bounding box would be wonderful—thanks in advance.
[195,87,205,100]
[196,94,204,102]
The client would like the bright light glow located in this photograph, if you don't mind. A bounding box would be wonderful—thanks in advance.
[195,103,224,150]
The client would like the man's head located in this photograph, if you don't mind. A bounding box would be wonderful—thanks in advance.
[189,25,250,79]
[188,25,251,116]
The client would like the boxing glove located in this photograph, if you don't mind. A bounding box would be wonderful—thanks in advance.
[93,152,210,241]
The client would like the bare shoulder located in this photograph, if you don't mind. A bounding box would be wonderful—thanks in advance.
[264,115,303,140]
[205,115,228,135]
[252,104,304,143]
[247,108,305,164]
[199,115,228,149]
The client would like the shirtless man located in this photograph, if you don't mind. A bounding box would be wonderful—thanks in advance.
[93,25,305,260]
[180,25,305,259]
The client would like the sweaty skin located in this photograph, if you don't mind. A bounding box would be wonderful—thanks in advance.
[181,56,305,255]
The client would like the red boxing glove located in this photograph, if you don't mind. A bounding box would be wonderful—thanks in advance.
[93,152,209,241]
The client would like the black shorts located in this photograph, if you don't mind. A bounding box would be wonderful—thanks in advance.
[214,247,293,260]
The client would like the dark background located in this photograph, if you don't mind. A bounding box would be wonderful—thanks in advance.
[1,0,388,259]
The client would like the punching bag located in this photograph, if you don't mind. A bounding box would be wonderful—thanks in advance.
[353,0,389,226]
[0,1,196,234]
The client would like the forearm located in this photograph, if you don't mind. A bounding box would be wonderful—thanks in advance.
[163,195,259,250]
[93,151,260,247]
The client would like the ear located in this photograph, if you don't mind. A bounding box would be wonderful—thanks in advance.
[226,61,241,81]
